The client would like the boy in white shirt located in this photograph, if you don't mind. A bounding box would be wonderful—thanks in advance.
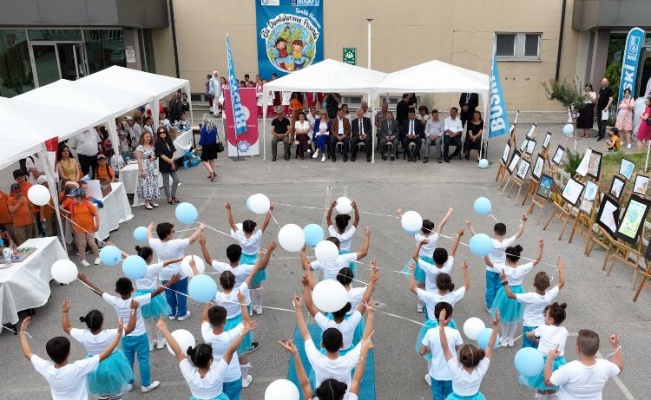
[301,227,371,281]
[413,227,463,293]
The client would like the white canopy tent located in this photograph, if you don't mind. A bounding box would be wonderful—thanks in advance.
[262,59,388,161]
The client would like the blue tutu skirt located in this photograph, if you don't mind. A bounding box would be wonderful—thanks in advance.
[86,350,134,397]
[446,392,485,400]
[190,393,229,400]
[339,250,357,277]
[401,256,431,283]
[522,325,538,349]
[242,253,265,285]
[134,289,172,319]
[491,285,524,323]
[225,312,253,354]
[325,312,365,348]
[415,318,457,360]
[519,355,566,391]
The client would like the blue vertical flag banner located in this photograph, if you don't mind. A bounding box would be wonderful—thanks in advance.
[255,0,324,79]
[619,27,645,101]
[488,42,510,139]
[226,35,248,136]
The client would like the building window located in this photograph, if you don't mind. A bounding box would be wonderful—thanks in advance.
[84,29,126,75]
[496,33,541,60]
[0,30,35,97]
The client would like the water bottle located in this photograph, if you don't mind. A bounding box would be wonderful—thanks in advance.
[3,247,12,267]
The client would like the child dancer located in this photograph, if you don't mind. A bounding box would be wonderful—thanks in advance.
[502,257,565,348]
[439,308,500,400]
[62,300,137,399]
[20,316,123,400]
[77,272,181,393]
[326,199,360,272]
[301,227,371,280]
[485,239,544,347]
[158,317,254,400]
[521,302,569,400]
[225,201,274,315]
[467,213,527,313]
[414,227,463,295]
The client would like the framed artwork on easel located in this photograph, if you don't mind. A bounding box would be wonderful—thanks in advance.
[620,158,635,181]
[615,195,651,245]
[525,139,537,155]
[501,143,511,164]
[551,145,565,166]
[508,150,522,174]
[596,195,620,236]
[609,176,626,201]
[532,154,544,180]
[516,159,531,180]
[579,180,599,213]
[561,178,585,207]
[536,175,554,199]
[633,174,649,196]
[587,150,602,180]
[542,132,552,149]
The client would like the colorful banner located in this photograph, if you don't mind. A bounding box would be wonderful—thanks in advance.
[619,27,645,101]
[488,42,510,139]
[226,35,247,136]
[223,88,259,157]
[255,0,324,79]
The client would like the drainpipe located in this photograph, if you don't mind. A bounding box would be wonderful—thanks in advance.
[168,0,180,78]
[555,0,567,81]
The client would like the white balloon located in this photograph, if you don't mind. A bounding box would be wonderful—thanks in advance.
[265,379,299,400]
[278,224,305,252]
[315,240,339,263]
[335,197,353,214]
[230,223,243,238]
[51,259,78,284]
[463,317,486,341]
[249,193,271,215]
[166,329,196,356]
[401,211,423,233]
[27,184,51,206]
[312,280,348,312]
[181,255,205,277]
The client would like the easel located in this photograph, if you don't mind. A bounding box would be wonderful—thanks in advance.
[632,260,651,301]
[497,123,518,189]
[543,186,574,240]
[527,191,549,224]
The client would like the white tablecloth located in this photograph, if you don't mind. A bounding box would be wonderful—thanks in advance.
[173,129,193,158]
[119,162,163,197]
[0,237,68,325]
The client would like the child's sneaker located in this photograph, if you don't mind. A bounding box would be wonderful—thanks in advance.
[499,337,508,347]
[156,339,166,350]
[80,260,90,267]
[93,257,101,265]
[254,305,263,315]
[244,342,260,354]
[242,375,253,388]
[424,374,431,386]
[141,381,160,393]
[177,311,191,321]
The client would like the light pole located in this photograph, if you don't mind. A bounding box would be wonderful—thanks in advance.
[366,18,374,69]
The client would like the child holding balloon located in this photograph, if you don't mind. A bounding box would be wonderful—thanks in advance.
[326,199,360,269]
[413,227,463,297]
[301,227,371,281]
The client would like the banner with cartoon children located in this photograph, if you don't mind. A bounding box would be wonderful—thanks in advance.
[255,0,324,79]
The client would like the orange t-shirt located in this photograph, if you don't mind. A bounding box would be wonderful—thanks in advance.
[70,200,96,233]
[61,197,73,213]
[18,181,38,213]
[41,198,55,219]
[7,195,33,227]
[0,191,12,224]
[94,164,114,182]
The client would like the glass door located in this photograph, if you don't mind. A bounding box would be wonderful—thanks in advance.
[31,44,60,87]
[30,41,89,87]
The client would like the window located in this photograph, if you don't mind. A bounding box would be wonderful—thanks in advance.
[496,33,541,60]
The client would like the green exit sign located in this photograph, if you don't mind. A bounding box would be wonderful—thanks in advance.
[343,48,356,65]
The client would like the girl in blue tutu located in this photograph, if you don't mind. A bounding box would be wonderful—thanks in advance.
[485,239,544,347]
[412,227,463,296]
[62,299,137,399]
[225,201,274,316]
[335,266,373,345]
[439,308,501,400]
[157,317,255,400]
[520,302,569,399]
[326,199,360,274]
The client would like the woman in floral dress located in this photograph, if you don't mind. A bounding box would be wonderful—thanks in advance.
[615,88,635,149]
[136,131,160,210]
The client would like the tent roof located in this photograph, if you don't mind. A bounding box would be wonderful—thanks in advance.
[77,66,189,99]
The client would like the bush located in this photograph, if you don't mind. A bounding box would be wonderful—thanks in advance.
[561,149,583,175]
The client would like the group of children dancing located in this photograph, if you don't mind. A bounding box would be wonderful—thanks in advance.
[19,200,624,400]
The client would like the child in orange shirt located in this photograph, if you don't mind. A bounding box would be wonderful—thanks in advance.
[0,190,14,242]
[93,154,115,183]
[7,184,35,246]
[36,177,57,237]
[68,188,100,267]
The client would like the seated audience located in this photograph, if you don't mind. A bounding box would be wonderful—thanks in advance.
[329,108,351,162]
[401,110,423,162]
[351,108,373,162]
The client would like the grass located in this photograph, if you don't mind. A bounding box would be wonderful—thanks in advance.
[598,151,648,196]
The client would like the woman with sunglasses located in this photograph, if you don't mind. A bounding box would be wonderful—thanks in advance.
[154,128,181,205]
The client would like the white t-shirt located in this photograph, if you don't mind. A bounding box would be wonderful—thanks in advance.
[328,225,357,252]
[31,354,100,400]
[70,328,118,356]
[314,311,363,350]
[486,235,517,272]
[534,324,569,356]
[495,262,534,286]
[214,282,249,315]
[444,117,463,135]
[346,287,366,315]
[305,339,361,391]
[234,230,262,256]
[516,286,560,327]
[416,287,466,319]
[418,256,454,292]
[25,156,45,184]
[201,321,242,382]
[447,357,490,396]
[179,358,228,399]
[149,238,190,280]
[415,232,439,258]
[311,253,358,281]
[136,261,165,291]
[422,327,463,381]
[211,261,254,305]
[551,359,620,400]
[102,293,151,336]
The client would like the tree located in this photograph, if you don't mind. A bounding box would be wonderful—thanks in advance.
[542,78,586,151]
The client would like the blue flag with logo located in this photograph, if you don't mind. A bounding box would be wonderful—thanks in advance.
[489,43,510,138]
[226,35,247,136]
[619,27,645,101]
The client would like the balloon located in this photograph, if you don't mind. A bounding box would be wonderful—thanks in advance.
[315,240,339,263]
[303,224,325,247]
[248,193,271,215]
[312,280,348,312]
[51,259,78,284]
[335,197,353,214]
[265,379,300,400]
[562,124,574,136]
[401,211,423,233]
[474,197,492,216]
[478,159,489,169]
[133,226,148,242]
[463,317,486,340]
[230,223,243,238]
[175,202,198,224]
[515,347,545,377]
[27,184,51,206]
[166,329,196,356]
[278,224,306,252]
[469,233,494,256]
[246,196,252,212]
[181,255,205,277]
[99,246,122,266]
[122,255,147,280]
[476,328,500,350]
[188,274,218,302]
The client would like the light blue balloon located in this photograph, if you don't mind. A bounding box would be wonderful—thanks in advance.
[469,233,494,256]
[478,159,489,169]
[476,328,499,350]
[99,246,122,266]
[175,202,199,224]
[515,347,545,377]
[122,255,147,280]
[303,224,325,247]
[188,274,218,302]
[474,197,492,216]
[562,124,574,136]
[133,226,148,243]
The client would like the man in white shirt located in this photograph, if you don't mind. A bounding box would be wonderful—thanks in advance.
[443,107,464,162]
[424,109,445,163]
[126,116,143,151]
[68,127,101,176]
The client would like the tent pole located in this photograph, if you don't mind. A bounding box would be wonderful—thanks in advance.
[262,93,267,161]
[186,83,196,146]
[107,117,120,163]
[482,91,489,162]
[39,144,65,248]
[370,91,375,163]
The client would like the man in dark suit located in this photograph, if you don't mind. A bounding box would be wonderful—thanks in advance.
[459,92,479,127]
[351,108,373,162]
[401,110,424,162]
[379,112,399,161]
[329,108,351,162]
[396,93,411,130]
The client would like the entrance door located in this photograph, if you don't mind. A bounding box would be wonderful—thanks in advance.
[31,44,60,87]
[30,42,88,87]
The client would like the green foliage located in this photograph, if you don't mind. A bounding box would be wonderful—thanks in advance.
[604,62,621,102]
[542,78,586,110]
[561,149,583,175]
[419,94,436,111]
